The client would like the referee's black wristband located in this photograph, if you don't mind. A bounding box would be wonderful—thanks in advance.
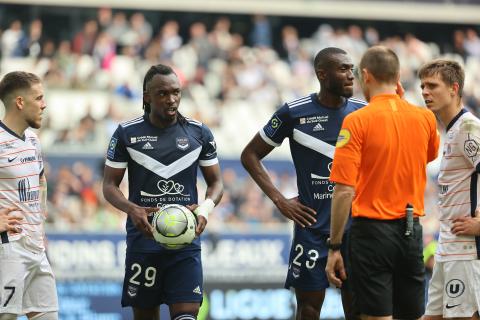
[326,238,342,251]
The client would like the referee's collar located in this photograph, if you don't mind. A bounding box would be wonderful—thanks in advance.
[446,108,468,132]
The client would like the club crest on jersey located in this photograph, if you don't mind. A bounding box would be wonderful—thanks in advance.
[292,266,301,279]
[336,129,351,148]
[107,137,117,158]
[127,285,138,297]
[264,115,282,137]
[176,137,190,150]
[464,136,479,160]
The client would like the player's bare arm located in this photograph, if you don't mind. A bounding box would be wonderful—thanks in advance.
[103,166,157,238]
[188,163,223,236]
[241,133,316,227]
[325,182,354,288]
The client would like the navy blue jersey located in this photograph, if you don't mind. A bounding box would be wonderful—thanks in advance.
[260,93,365,234]
[105,114,218,252]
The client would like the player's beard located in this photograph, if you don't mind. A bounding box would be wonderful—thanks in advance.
[27,117,41,129]
[330,82,353,99]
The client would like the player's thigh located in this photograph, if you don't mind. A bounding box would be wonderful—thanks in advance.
[0,242,27,315]
[285,230,329,292]
[132,306,159,320]
[294,289,325,319]
[425,261,445,317]
[349,219,397,317]
[441,260,480,318]
[392,221,425,319]
[163,250,203,306]
[122,252,164,309]
[23,252,58,314]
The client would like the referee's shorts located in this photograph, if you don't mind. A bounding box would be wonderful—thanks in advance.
[349,217,425,318]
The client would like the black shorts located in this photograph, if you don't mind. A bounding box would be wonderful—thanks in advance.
[349,217,425,318]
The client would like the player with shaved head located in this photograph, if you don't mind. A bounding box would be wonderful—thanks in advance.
[241,47,365,319]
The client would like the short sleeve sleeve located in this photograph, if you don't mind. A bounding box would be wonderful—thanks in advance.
[259,104,293,147]
[199,125,218,167]
[105,125,129,169]
[459,118,480,170]
[329,114,364,186]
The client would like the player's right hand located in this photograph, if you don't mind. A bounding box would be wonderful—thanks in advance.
[128,206,158,239]
[0,207,23,233]
[276,197,316,228]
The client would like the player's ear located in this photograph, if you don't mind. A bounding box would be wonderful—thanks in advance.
[14,95,24,110]
[361,68,369,83]
[316,68,326,81]
[451,82,460,97]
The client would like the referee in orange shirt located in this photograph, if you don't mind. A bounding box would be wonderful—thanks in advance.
[325,46,440,319]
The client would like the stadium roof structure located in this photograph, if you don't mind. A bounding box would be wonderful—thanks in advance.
[1,0,480,24]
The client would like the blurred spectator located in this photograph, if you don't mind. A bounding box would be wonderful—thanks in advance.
[1,20,24,57]
[159,20,183,60]
[464,28,480,57]
[20,19,43,58]
[250,14,272,48]
[97,7,113,32]
[73,20,98,55]
[106,12,130,51]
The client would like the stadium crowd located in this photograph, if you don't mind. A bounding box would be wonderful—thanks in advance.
[1,8,479,241]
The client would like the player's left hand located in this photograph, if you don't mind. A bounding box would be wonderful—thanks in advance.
[186,204,207,237]
[451,215,480,236]
[325,250,347,288]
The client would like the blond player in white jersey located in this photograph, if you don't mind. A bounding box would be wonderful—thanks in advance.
[420,60,480,320]
[0,72,58,320]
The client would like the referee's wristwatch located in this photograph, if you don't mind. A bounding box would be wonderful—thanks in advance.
[326,238,342,251]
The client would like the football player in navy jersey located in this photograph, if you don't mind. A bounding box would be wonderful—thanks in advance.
[103,64,223,320]
[241,47,365,320]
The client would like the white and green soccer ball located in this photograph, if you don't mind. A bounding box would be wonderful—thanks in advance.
[152,204,197,249]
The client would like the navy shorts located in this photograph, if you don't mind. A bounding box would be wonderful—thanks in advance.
[122,249,203,308]
[285,227,350,291]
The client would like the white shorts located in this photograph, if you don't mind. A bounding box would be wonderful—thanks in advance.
[425,260,480,318]
[0,238,58,315]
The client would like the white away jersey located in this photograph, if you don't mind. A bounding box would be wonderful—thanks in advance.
[437,109,480,261]
[0,122,45,252]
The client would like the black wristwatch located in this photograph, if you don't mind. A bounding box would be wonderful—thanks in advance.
[326,238,342,251]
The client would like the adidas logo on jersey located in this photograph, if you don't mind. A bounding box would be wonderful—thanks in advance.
[192,286,202,295]
[313,123,324,131]
[142,142,154,150]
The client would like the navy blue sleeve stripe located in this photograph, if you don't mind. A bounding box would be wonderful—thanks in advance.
[0,231,8,244]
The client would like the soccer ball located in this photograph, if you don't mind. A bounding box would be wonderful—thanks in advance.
[151,204,197,249]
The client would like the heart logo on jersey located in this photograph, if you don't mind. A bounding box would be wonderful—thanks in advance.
[176,137,190,151]
[157,180,185,195]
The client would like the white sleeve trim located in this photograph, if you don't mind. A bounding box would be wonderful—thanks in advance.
[199,158,219,167]
[259,129,281,147]
[105,159,128,169]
